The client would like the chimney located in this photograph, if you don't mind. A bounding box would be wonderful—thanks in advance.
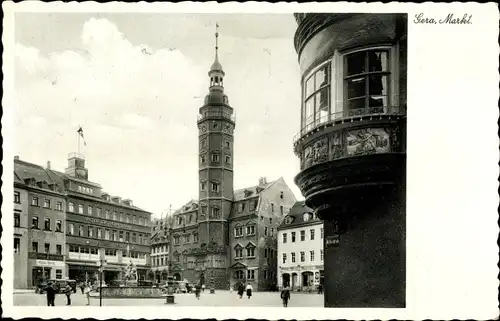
[47,161,51,169]
[258,177,267,186]
[14,156,19,161]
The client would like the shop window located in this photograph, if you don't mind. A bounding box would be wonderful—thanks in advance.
[56,269,63,280]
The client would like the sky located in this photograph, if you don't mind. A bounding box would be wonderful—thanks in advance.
[14,13,304,217]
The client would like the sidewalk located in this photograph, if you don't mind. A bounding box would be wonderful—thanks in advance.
[14,289,35,294]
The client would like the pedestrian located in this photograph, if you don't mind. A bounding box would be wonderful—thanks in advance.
[281,286,291,307]
[201,284,205,293]
[237,282,245,299]
[84,282,91,305]
[318,284,323,294]
[80,282,85,294]
[45,282,56,306]
[194,283,201,300]
[245,283,253,299]
[229,282,233,293]
[64,283,72,305]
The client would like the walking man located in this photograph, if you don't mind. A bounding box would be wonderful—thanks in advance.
[45,282,56,306]
[281,285,291,307]
[84,282,91,305]
[64,283,72,305]
[237,282,245,299]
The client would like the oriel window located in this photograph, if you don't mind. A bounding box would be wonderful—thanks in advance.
[303,63,331,132]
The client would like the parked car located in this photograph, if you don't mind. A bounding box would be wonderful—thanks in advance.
[36,279,77,294]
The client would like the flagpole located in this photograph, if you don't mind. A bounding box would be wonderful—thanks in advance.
[77,127,81,154]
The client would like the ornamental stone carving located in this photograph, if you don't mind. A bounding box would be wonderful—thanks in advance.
[330,132,343,160]
[200,124,208,133]
[346,128,390,156]
[390,126,400,152]
[304,137,329,169]
[223,124,233,134]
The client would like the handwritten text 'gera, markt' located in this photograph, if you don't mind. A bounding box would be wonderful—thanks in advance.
[414,13,472,25]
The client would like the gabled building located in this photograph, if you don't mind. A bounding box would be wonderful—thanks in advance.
[150,217,171,283]
[14,157,67,288]
[277,201,324,291]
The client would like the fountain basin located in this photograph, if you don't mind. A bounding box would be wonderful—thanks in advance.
[94,286,166,299]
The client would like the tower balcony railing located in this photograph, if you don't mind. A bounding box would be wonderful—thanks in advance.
[68,152,85,159]
[198,111,236,123]
[293,105,407,147]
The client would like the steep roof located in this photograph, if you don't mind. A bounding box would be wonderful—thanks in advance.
[233,179,276,202]
[173,199,199,215]
[14,159,54,184]
[278,201,320,230]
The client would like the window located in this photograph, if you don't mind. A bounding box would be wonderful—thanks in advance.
[271,228,275,236]
[184,234,190,243]
[321,228,324,238]
[78,225,84,236]
[344,49,390,114]
[264,270,268,279]
[309,250,315,262]
[200,181,206,191]
[300,230,305,241]
[201,205,207,216]
[113,212,117,220]
[271,203,274,212]
[68,224,74,235]
[44,218,51,231]
[211,153,220,162]
[32,216,39,229]
[303,62,331,131]
[56,202,63,211]
[264,248,268,258]
[250,200,258,211]
[238,203,245,213]
[225,155,231,164]
[291,232,296,242]
[132,233,137,243]
[321,250,324,261]
[282,233,287,243]
[246,225,255,236]
[300,251,305,262]
[235,248,243,258]
[211,182,220,193]
[105,210,110,219]
[235,227,243,237]
[125,231,130,242]
[174,236,180,245]
[44,243,50,253]
[105,229,110,240]
[291,252,296,263]
[97,228,102,239]
[211,207,220,218]
[14,191,21,203]
[280,205,284,215]
[282,253,287,264]
[280,191,284,199]
[56,269,63,280]
[235,270,244,279]
[32,241,39,253]
[96,208,102,217]
[14,213,20,227]
[133,215,137,224]
[105,249,117,256]
[56,244,62,255]
[247,270,255,279]
[200,155,206,164]
[77,204,83,214]
[43,199,51,208]
[88,206,93,215]
[88,226,94,238]
[264,227,268,236]
[68,202,75,212]
[225,141,231,148]
[246,247,255,257]
[31,196,39,206]
[126,215,130,223]
[55,220,62,232]
[14,238,20,254]
[112,230,117,241]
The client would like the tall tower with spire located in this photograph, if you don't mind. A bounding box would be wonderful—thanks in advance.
[196,24,235,285]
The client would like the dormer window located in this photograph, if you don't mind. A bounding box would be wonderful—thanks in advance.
[238,202,245,213]
[285,216,293,224]
[303,213,310,221]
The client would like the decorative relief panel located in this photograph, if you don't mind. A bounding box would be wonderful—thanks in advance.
[390,126,401,152]
[346,128,390,156]
[200,137,208,149]
[304,137,329,168]
[200,124,208,133]
[223,124,233,134]
[330,132,343,160]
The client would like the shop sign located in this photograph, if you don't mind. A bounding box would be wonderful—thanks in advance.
[36,259,65,267]
[326,234,340,247]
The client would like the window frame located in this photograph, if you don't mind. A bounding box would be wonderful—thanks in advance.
[14,191,21,203]
[302,61,332,132]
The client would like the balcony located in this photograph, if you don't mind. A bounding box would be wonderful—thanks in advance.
[293,105,407,151]
[197,110,236,123]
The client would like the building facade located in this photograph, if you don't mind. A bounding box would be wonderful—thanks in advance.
[14,157,67,288]
[167,29,297,290]
[277,201,323,291]
[292,13,407,307]
[150,218,171,283]
[13,154,152,288]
